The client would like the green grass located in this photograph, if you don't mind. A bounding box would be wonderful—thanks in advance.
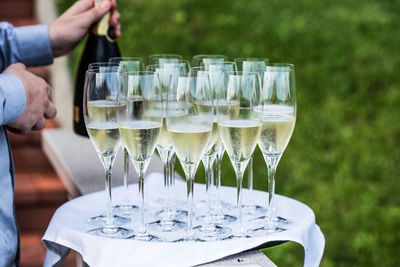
[56,0,400,265]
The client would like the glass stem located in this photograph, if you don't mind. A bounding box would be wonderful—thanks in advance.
[267,159,278,227]
[170,153,176,187]
[248,155,255,206]
[104,160,114,228]
[215,149,223,210]
[123,148,130,203]
[236,169,245,235]
[137,162,146,235]
[161,155,171,223]
[169,153,177,213]
[204,156,213,226]
[186,171,195,238]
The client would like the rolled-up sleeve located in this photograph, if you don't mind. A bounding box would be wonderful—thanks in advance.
[14,24,53,67]
[0,22,53,70]
[0,73,26,126]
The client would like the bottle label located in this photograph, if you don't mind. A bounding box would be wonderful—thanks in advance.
[74,106,80,123]
[91,13,116,43]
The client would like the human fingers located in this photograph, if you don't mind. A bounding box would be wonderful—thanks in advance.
[44,101,57,119]
[32,117,46,131]
[110,10,120,27]
[110,0,117,9]
[110,10,121,37]
[77,1,111,28]
[47,85,53,98]
[13,62,27,70]
[63,0,94,16]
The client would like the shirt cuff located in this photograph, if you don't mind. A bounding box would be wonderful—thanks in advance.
[14,24,54,67]
[0,74,26,125]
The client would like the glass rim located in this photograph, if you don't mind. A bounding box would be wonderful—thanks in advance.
[148,53,183,59]
[266,63,294,71]
[234,57,269,63]
[192,54,228,59]
[85,67,121,74]
[146,61,189,68]
[201,60,237,66]
[88,62,119,69]
[109,57,144,62]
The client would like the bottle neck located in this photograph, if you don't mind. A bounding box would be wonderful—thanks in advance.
[90,9,116,42]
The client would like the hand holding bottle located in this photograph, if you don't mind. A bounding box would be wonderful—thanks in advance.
[49,0,121,57]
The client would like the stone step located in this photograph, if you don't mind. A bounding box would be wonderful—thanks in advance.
[0,0,35,20]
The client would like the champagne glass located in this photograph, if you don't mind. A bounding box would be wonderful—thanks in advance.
[109,57,145,214]
[195,63,238,224]
[117,71,163,241]
[83,67,132,238]
[147,62,190,202]
[217,71,262,236]
[146,63,190,239]
[248,64,296,235]
[192,54,228,67]
[191,67,233,241]
[234,57,269,217]
[203,62,239,224]
[166,69,214,239]
[148,53,183,65]
[86,63,131,226]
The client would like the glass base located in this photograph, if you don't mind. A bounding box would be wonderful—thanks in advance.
[254,215,293,226]
[274,216,293,225]
[211,213,237,225]
[113,204,139,215]
[86,214,130,227]
[246,225,286,237]
[147,219,187,232]
[194,224,233,241]
[146,220,187,242]
[243,204,267,217]
[130,231,160,241]
[88,226,133,239]
[219,200,235,209]
[154,208,187,221]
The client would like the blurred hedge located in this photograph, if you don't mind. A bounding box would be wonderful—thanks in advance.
[57,0,400,266]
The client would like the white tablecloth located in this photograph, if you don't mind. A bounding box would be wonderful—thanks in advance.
[42,172,325,267]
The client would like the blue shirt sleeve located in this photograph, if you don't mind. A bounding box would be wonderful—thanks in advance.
[0,22,54,71]
[0,74,26,126]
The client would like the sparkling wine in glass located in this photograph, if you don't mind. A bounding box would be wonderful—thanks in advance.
[190,67,233,241]
[204,62,239,224]
[109,57,145,214]
[234,57,269,217]
[146,61,190,216]
[146,62,190,240]
[248,63,296,235]
[117,71,163,241]
[83,67,132,238]
[166,69,214,239]
[217,71,262,236]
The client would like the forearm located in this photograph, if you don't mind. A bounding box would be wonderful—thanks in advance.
[0,22,53,71]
